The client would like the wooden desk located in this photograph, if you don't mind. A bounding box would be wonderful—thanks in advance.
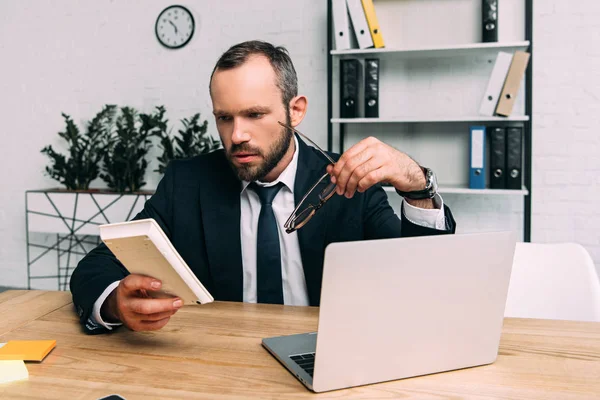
[0,290,599,399]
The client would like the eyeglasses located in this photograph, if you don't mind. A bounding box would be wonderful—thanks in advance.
[278,121,337,234]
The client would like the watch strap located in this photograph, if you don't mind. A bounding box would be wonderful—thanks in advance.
[394,167,436,200]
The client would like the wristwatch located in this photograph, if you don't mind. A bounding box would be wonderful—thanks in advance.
[395,166,438,200]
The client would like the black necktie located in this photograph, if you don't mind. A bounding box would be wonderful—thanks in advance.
[250,182,285,304]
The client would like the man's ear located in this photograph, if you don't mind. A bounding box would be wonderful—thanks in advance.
[288,95,308,127]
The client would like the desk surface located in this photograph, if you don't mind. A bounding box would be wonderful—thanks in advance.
[0,290,599,399]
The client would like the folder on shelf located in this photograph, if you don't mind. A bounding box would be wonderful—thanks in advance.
[361,0,385,48]
[469,126,486,189]
[364,58,379,118]
[489,127,507,189]
[340,59,360,118]
[332,0,351,50]
[479,52,513,116]
[482,0,499,42]
[495,51,531,117]
[506,127,523,190]
[346,0,374,49]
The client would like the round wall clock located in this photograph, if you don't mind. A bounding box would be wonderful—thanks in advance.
[155,5,195,49]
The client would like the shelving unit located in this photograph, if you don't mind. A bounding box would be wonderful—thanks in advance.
[326,0,534,240]
[330,40,530,57]
[332,116,530,124]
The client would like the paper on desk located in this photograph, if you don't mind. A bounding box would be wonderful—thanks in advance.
[0,340,56,361]
[0,360,29,384]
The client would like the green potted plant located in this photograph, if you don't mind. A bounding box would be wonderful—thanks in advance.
[41,104,117,191]
[31,104,162,242]
[31,104,151,286]
[100,106,167,192]
[154,112,221,174]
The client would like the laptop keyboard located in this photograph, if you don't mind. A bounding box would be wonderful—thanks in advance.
[290,352,315,377]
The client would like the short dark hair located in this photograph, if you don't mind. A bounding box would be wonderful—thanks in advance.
[209,40,298,108]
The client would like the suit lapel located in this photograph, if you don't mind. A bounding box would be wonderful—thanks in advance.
[199,156,243,301]
[294,136,332,306]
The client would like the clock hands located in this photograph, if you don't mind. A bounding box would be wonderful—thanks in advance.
[168,20,178,35]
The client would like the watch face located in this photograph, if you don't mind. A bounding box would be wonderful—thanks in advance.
[155,5,195,49]
[425,168,438,193]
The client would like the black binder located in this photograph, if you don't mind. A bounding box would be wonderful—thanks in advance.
[482,0,498,42]
[340,59,360,118]
[506,127,523,190]
[489,127,506,189]
[364,58,379,118]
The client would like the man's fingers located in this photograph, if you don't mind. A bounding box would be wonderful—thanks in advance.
[336,148,373,195]
[138,309,178,322]
[357,167,385,193]
[121,274,162,293]
[332,137,373,177]
[345,158,383,197]
[130,317,172,332]
[127,297,183,316]
[141,317,172,331]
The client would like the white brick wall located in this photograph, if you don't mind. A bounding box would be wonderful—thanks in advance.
[1,0,599,287]
[0,0,328,288]
[532,0,600,274]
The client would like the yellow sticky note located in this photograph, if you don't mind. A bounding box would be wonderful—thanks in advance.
[0,340,56,361]
[0,360,29,384]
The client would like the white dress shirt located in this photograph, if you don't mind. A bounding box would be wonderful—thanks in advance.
[91,136,447,329]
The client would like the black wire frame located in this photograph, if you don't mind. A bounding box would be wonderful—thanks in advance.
[524,0,533,242]
[25,191,152,290]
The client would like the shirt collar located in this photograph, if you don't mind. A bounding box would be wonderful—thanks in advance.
[241,135,299,194]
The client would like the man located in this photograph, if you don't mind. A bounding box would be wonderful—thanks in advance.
[70,40,456,334]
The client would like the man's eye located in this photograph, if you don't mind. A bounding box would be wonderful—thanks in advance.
[217,115,232,122]
[249,113,263,119]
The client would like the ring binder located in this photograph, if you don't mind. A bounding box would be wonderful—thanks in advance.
[482,0,498,42]
[489,127,507,189]
[364,58,379,118]
[506,127,523,190]
[340,59,360,118]
[469,126,487,189]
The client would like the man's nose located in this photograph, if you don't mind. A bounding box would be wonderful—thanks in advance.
[231,118,251,144]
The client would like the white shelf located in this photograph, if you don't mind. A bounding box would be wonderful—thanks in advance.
[383,186,529,196]
[331,116,529,124]
[330,41,531,57]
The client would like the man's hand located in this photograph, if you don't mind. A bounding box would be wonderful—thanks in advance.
[101,274,183,332]
[327,136,433,208]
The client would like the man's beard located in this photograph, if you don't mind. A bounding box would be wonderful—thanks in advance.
[225,117,293,182]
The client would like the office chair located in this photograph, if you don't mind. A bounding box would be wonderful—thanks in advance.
[504,242,600,322]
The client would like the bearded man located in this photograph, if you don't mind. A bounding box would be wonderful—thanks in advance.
[70,40,455,334]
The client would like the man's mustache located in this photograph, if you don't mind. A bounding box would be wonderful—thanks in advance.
[228,143,263,157]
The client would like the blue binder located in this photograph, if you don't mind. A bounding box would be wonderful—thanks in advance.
[469,126,486,189]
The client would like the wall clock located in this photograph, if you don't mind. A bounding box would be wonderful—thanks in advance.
[155,5,195,49]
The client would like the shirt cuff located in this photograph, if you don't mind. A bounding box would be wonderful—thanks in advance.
[402,193,446,230]
[91,280,123,330]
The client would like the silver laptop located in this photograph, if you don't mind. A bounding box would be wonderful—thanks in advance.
[262,231,517,392]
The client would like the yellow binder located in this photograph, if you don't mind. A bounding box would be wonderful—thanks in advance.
[361,0,385,48]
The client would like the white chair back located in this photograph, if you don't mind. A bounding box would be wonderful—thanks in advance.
[505,242,600,322]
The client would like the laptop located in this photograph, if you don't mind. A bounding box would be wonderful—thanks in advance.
[262,231,517,392]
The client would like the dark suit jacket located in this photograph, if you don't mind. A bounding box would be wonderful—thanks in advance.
[70,136,456,333]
